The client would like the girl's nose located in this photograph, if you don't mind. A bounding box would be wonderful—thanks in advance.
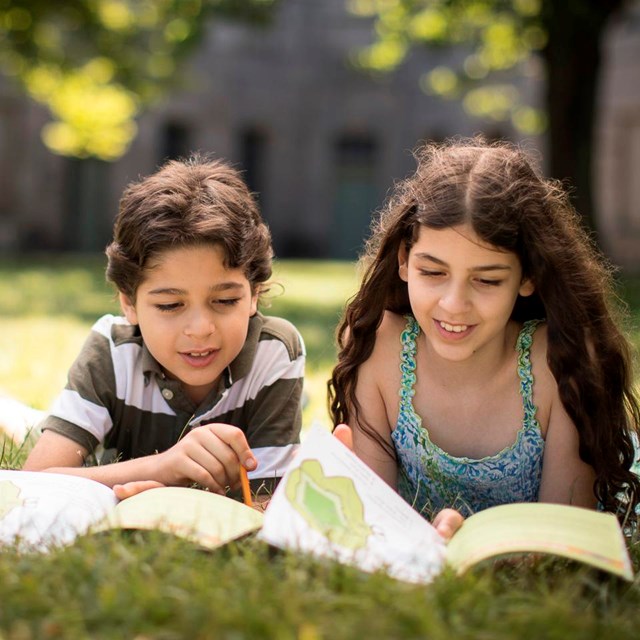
[439,282,471,314]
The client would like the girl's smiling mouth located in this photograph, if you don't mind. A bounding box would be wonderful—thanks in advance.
[434,319,475,339]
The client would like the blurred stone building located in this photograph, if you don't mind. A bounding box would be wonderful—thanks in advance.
[0,0,638,267]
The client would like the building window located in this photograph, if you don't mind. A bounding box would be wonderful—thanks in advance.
[332,134,378,259]
[63,158,111,251]
[161,122,191,163]
[239,127,268,208]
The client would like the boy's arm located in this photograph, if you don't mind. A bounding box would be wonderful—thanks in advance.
[24,423,257,493]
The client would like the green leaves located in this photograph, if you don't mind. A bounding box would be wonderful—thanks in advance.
[0,0,277,159]
[348,0,547,134]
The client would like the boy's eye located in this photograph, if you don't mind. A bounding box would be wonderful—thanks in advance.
[155,303,182,312]
[214,298,240,307]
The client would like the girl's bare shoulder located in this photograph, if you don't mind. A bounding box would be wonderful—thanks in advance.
[359,311,405,374]
[373,311,407,353]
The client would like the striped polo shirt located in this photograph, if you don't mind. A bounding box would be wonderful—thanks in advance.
[41,312,304,487]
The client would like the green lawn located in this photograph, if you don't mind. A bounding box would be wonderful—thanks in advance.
[1,256,640,639]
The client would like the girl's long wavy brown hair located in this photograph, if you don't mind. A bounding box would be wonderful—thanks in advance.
[328,137,640,519]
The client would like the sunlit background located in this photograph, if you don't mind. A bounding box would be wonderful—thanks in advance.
[0,0,637,266]
[0,0,639,428]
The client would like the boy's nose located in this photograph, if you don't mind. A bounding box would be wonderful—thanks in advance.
[184,309,215,337]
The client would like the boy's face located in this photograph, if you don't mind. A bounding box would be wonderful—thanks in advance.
[119,244,258,405]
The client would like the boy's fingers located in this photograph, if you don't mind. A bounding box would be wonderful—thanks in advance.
[332,424,353,451]
[203,423,257,470]
[113,480,165,500]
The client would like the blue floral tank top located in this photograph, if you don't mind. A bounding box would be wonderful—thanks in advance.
[391,315,545,518]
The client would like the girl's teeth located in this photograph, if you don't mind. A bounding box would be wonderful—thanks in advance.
[439,321,468,333]
[188,351,211,357]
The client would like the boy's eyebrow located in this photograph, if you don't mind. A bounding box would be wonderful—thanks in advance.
[414,252,512,271]
[147,282,246,295]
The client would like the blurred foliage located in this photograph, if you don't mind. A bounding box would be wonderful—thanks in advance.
[347,0,551,135]
[0,0,277,160]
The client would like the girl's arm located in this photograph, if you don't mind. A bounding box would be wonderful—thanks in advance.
[349,321,400,489]
[538,387,597,508]
[533,327,597,508]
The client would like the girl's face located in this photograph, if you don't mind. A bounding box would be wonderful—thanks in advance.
[119,244,258,405]
[398,223,534,363]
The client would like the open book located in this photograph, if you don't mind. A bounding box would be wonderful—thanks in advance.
[0,470,262,552]
[259,426,634,584]
[1,429,633,584]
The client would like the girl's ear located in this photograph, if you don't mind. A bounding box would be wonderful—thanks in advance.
[119,292,138,325]
[397,244,409,283]
[249,290,259,317]
[519,278,535,297]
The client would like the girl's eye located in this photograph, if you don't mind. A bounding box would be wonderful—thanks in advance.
[155,303,182,312]
[420,270,445,278]
[476,279,502,287]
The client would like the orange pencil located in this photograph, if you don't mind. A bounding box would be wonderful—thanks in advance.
[239,465,253,508]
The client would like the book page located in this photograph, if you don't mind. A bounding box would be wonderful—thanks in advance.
[260,426,447,584]
[0,470,118,550]
[95,486,264,549]
[446,502,633,580]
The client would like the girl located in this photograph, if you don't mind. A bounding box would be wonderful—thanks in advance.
[329,137,640,522]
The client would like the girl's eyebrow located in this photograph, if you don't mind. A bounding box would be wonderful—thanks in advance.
[414,252,512,272]
[147,282,245,295]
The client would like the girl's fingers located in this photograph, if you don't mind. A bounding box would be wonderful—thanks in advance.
[432,508,464,541]
[332,424,354,450]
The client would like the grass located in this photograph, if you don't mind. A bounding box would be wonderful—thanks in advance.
[1,256,640,639]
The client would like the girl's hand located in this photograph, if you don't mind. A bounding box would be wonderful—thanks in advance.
[153,423,256,493]
[333,423,354,449]
[432,508,464,541]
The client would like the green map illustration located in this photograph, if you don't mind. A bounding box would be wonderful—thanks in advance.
[284,459,372,550]
[0,481,24,520]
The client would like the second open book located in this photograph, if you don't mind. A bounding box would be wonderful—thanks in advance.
[260,426,634,583]
[0,426,633,583]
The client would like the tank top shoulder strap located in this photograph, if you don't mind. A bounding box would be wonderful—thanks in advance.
[516,319,544,427]
[399,314,420,409]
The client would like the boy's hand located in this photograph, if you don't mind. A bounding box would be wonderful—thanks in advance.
[113,480,165,500]
[155,423,256,493]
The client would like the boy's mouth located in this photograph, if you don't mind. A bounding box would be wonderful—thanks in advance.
[184,350,214,357]
[179,349,219,368]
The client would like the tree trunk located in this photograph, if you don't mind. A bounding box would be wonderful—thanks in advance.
[541,0,623,236]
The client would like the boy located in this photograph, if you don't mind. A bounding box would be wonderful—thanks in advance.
[24,155,304,499]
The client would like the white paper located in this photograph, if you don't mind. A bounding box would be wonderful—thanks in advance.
[0,470,118,550]
[260,426,447,584]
